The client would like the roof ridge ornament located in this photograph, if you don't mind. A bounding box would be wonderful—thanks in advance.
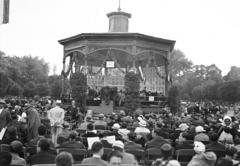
[118,0,121,11]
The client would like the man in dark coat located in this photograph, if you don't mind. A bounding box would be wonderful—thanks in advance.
[0,100,12,132]
[29,139,56,165]
[145,128,170,149]
[206,133,225,151]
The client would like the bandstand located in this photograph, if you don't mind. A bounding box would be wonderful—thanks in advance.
[59,7,175,107]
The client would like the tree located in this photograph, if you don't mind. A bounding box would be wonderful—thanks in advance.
[124,72,140,114]
[169,49,193,83]
[218,80,240,103]
[168,85,180,114]
[70,72,87,113]
[224,66,240,81]
[48,75,62,99]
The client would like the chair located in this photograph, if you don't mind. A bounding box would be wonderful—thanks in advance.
[59,148,87,162]
[176,149,195,166]
[146,148,162,165]
[0,144,10,152]
[125,149,145,165]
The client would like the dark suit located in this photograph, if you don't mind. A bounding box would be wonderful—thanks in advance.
[81,157,108,166]
[125,141,143,150]
[0,109,12,131]
[145,136,170,149]
[175,141,193,150]
[101,140,112,148]
[206,142,226,151]
[82,132,98,138]
[29,151,56,165]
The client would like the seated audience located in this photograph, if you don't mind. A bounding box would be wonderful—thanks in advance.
[206,132,225,151]
[125,131,143,150]
[60,131,85,149]
[145,128,170,149]
[118,122,130,140]
[94,113,107,128]
[29,138,56,165]
[107,150,123,166]
[187,141,217,166]
[81,141,107,166]
[82,123,98,138]
[99,132,113,148]
[28,125,47,146]
[79,115,93,130]
[112,140,138,165]
[194,126,210,142]
[55,151,74,166]
[10,140,26,166]
[152,143,181,166]
[0,151,12,166]
[2,126,18,144]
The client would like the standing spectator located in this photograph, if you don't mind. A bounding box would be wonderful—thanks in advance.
[48,100,65,145]
[69,100,78,121]
[10,141,26,166]
[25,103,41,141]
[56,152,74,166]
[0,151,12,166]
[81,141,107,166]
[0,99,12,131]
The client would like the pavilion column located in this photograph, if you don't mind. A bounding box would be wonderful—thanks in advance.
[84,47,88,75]
[165,52,170,96]
[132,44,137,72]
[61,56,66,96]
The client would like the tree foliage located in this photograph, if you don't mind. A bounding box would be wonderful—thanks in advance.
[168,85,180,114]
[0,52,50,97]
[124,72,140,114]
[70,72,87,112]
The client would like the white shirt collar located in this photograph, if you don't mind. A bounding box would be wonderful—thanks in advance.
[93,154,101,158]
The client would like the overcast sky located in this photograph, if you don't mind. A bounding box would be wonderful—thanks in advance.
[0,0,239,75]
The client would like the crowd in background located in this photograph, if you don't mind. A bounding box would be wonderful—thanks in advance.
[1,97,240,166]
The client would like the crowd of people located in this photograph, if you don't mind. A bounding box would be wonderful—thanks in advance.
[1,97,240,166]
